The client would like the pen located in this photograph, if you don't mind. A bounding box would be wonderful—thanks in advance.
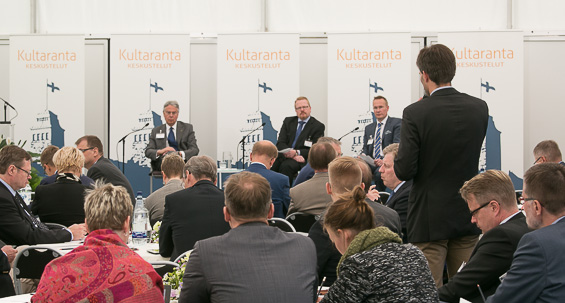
[317,276,326,298]
[477,284,486,303]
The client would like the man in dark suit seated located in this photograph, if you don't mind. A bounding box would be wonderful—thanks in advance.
[379,143,411,243]
[179,171,317,303]
[0,145,86,246]
[439,170,530,302]
[75,135,135,205]
[533,139,565,165]
[39,145,94,187]
[362,95,401,191]
[159,155,230,261]
[0,240,17,298]
[272,96,325,186]
[145,100,199,171]
[246,140,290,218]
[308,156,401,286]
[487,163,565,302]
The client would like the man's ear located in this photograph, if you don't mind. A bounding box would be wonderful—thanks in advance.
[223,206,230,223]
[267,203,274,219]
[326,182,332,195]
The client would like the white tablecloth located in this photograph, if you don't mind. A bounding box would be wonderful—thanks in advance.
[0,294,32,302]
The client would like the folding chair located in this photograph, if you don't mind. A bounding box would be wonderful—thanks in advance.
[285,212,319,233]
[268,218,296,232]
[173,249,193,265]
[150,261,180,278]
[378,192,390,204]
[12,246,62,294]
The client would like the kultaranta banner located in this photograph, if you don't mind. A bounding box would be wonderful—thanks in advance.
[109,34,190,195]
[439,31,524,188]
[217,33,299,168]
[327,33,411,156]
[10,35,85,173]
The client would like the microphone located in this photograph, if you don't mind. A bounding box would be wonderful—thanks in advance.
[118,122,150,143]
[239,122,266,144]
[338,126,359,141]
[0,97,16,110]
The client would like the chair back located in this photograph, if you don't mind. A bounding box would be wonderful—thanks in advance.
[44,222,67,230]
[150,261,180,278]
[378,191,390,204]
[12,246,62,294]
[285,212,319,233]
[173,249,193,265]
[267,218,296,232]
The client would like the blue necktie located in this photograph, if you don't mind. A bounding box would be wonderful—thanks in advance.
[168,127,178,151]
[373,122,382,159]
[291,121,305,148]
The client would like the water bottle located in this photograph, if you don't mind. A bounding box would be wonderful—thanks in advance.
[132,191,150,246]
[18,184,33,206]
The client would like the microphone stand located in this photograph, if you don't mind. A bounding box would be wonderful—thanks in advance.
[338,127,360,141]
[238,123,265,169]
[119,123,150,174]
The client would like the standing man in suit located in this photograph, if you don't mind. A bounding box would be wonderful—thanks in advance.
[75,135,135,205]
[145,100,199,170]
[0,240,17,298]
[533,139,564,165]
[394,44,489,286]
[487,163,565,302]
[362,95,402,191]
[159,155,230,261]
[439,170,530,302]
[272,96,325,185]
[0,145,86,246]
[246,140,290,218]
[179,171,317,303]
[144,153,185,226]
[379,143,411,243]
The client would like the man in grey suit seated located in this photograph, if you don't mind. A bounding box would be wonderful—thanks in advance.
[487,163,565,302]
[179,171,318,303]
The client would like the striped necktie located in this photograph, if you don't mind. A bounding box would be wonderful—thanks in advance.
[15,193,49,230]
[373,122,382,159]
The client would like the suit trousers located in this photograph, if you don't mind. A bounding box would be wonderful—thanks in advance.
[414,235,479,287]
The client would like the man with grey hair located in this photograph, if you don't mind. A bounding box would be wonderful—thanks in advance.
[145,100,199,170]
[533,139,564,165]
[159,155,229,261]
[293,136,342,187]
[179,171,317,303]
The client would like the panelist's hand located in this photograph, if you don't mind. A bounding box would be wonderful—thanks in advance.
[1,245,17,263]
[374,158,383,167]
[293,155,305,163]
[284,149,297,158]
[366,185,381,202]
[69,224,87,241]
[158,147,176,156]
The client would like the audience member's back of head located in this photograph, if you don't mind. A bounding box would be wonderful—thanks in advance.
[416,44,456,84]
[524,163,565,216]
[460,170,517,211]
[309,142,337,171]
[84,182,133,231]
[251,140,278,159]
[355,158,373,192]
[53,146,84,174]
[184,155,217,182]
[533,140,563,163]
[324,186,375,234]
[224,171,271,221]
[161,153,185,178]
[328,157,362,195]
[40,145,59,167]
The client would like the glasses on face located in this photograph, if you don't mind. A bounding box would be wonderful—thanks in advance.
[14,165,31,177]
[295,106,309,111]
[79,147,95,153]
[469,200,493,217]
[533,156,543,165]
[164,110,178,116]
[519,196,537,204]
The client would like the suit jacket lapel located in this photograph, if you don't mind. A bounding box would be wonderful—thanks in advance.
[288,117,299,144]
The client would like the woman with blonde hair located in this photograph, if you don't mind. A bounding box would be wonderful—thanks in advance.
[32,183,163,302]
[320,186,438,303]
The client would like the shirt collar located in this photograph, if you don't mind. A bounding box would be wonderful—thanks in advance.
[299,116,311,124]
[393,181,405,193]
[250,162,267,169]
[552,216,565,225]
[430,85,453,96]
[500,211,521,225]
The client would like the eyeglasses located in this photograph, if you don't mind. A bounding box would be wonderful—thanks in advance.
[295,106,310,111]
[519,196,537,204]
[533,156,543,165]
[14,165,31,177]
[79,147,95,153]
[469,200,494,217]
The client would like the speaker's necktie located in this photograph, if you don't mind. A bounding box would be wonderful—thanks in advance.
[291,121,305,149]
[373,122,382,159]
[168,127,179,151]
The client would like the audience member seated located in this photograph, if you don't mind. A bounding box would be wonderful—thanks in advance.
[293,137,341,187]
[179,171,317,303]
[246,140,290,218]
[31,183,164,302]
[287,142,337,216]
[320,186,438,303]
[309,157,401,286]
[533,139,565,165]
[438,170,530,302]
[486,163,565,302]
[145,153,185,226]
[379,143,411,243]
[32,147,92,227]
[0,240,17,298]
[159,155,230,261]
[39,145,94,186]
[0,145,86,246]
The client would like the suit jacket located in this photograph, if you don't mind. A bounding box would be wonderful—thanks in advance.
[40,172,94,187]
[0,241,15,298]
[362,116,402,157]
[293,163,315,187]
[31,175,90,226]
[308,200,402,286]
[246,163,290,218]
[486,218,565,303]
[144,179,184,226]
[288,172,331,216]
[87,157,135,205]
[0,181,71,246]
[145,121,199,161]
[179,222,318,303]
[276,116,325,160]
[159,180,230,261]
[386,180,412,243]
[439,212,530,303]
[394,87,489,242]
